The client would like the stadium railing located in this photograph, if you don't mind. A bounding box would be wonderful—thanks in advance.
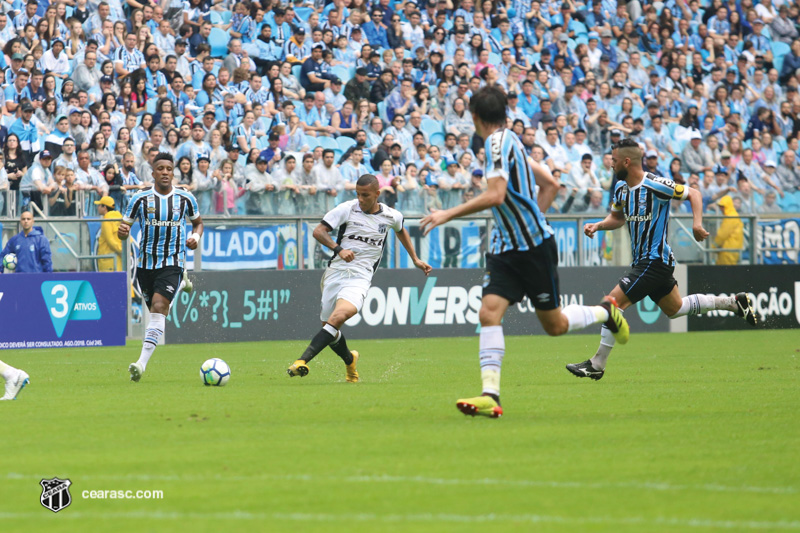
[2,192,796,272]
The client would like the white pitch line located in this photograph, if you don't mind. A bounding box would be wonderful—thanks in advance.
[0,511,798,530]
[5,472,796,495]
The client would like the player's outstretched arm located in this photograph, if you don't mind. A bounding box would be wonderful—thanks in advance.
[396,227,432,276]
[186,217,204,250]
[584,210,626,238]
[528,157,559,213]
[118,222,131,240]
[420,177,507,236]
[312,222,354,262]
[687,187,709,242]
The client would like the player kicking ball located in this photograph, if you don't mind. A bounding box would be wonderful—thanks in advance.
[567,138,756,381]
[0,360,29,400]
[118,153,203,382]
[287,174,432,382]
[420,85,630,418]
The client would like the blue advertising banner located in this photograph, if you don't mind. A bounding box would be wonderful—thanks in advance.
[0,272,127,349]
[191,224,306,270]
[757,218,800,264]
[116,222,308,271]
[112,219,612,272]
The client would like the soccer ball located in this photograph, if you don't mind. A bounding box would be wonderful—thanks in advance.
[200,358,231,386]
[3,253,17,272]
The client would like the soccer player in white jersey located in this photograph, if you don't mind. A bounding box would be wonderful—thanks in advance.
[119,153,203,382]
[287,174,432,382]
[0,360,29,400]
[421,85,630,418]
[567,139,756,381]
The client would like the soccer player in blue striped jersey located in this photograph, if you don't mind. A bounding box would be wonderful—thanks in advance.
[569,139,756,381]
[420,85,630,418]
[118,153,204,382]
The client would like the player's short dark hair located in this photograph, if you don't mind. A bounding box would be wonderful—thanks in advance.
[469,85,507,126]
[285,155,295,163]
[356,174,379,188]
[153,152,174,166]
[322,148,334,157]
[614,138,639,151]
[614,138,642,161]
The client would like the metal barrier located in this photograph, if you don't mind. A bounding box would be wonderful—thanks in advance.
[0,212,795,270]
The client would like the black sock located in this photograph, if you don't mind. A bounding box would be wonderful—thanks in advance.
[482,392,500,405]
[300,327,336,363]
[329,331,353,365]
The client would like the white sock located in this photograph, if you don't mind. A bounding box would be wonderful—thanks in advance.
[563,305,609,332]
[714,295,738,312]
[137,313,166,371]
[0,360,16,381]
[590,324,617,371]
[479,325,504,397]
[670,294,720,318]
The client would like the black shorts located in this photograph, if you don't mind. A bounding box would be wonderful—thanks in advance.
[483,237,560,310]
[618,260,677,304]
[136,266,183,308]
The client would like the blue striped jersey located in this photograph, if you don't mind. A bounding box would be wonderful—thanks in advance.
[484,129,554,254]
[123,188,200,270]
[611,172,689,267]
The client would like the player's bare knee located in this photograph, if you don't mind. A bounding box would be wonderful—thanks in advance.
[542,320,567,336]
[327,313,350,329]
[479,306,502,326]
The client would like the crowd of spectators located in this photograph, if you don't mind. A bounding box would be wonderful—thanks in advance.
[0,0,798,220]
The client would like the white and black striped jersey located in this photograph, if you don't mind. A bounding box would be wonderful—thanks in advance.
[321,199,404,277]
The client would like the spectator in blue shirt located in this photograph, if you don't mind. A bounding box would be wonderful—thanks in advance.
[363,7,390,50]
[0,210,52,273]
[300,43,330,92]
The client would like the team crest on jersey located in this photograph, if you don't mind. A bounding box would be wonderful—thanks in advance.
[377,224,388,234]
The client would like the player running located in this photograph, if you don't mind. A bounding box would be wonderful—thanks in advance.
[420,85,629,418]
[0,360,29,400]
[567,138,756,381]
[287,174,432,382]
[118,153,203,382]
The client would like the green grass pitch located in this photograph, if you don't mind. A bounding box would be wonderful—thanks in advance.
[1,330,799,532]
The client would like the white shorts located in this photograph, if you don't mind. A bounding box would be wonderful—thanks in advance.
[319,268,372,321]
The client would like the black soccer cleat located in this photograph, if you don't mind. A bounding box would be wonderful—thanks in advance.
[734,292,757,326]
[566,360,605,381]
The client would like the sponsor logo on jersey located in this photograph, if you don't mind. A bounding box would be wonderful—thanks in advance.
[626,214,652,222]
[145,219,184,227]
[347,235,385,247]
